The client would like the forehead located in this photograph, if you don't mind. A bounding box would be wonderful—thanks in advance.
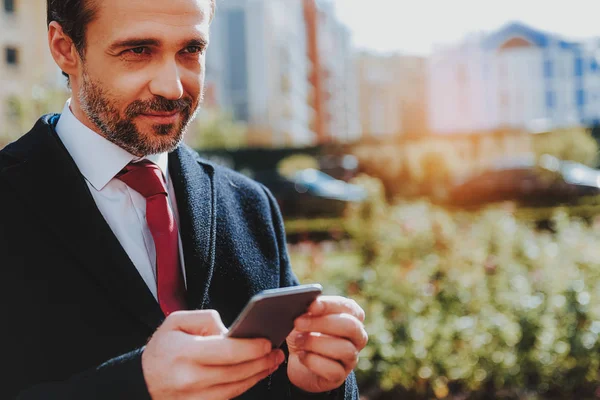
[89,0,211,44]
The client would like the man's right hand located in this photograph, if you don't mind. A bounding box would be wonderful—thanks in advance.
[142,310,285,400]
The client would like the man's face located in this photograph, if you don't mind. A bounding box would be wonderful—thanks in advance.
[74,0,211,156]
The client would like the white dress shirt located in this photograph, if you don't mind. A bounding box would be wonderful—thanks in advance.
[55,100,186,301]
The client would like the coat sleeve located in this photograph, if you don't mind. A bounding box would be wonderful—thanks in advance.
[13,349,151,400]
[261,185,360,400]
[0,193,151,400]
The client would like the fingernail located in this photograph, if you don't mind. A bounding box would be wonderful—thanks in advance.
[264,341,273,353]
[309,300,325,315]
[294,332,307,347]
[276,351,285,364]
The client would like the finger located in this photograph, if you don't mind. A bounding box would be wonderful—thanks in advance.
[186,336,273,366]
[294,314,368,350]
[295,351,347,384]
[203,350,285,385]
[204,365,276,399]
[307,296,365,322]
[163,310,228,336]
[293,333,359,372]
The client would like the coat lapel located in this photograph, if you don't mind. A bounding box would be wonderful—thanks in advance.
[169,146,216,310]
[1,116,165,330]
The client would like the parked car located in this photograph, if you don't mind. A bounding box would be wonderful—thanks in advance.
[447,155,600,208]
[254,168,367,220]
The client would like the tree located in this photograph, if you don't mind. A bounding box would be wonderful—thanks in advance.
[185,109,248,150]
[0,86,68,147]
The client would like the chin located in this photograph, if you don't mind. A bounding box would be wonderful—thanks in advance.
[147,131,184,153]
[128,119,187,153]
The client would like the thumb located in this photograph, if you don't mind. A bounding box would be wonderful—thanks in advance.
[162,310,228,336]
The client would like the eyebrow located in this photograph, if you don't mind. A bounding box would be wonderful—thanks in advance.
[107,37,208,52]
[185,38,208,48]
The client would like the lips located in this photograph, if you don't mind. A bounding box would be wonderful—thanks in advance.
[144,111,179,116]
[139,111,181,124]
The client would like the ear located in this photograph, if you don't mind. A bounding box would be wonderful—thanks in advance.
[48,21,81,79]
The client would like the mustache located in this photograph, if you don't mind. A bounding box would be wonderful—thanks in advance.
[125,97,193,118]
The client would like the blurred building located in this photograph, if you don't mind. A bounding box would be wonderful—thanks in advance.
[205,0,315,147]
[309,0,361,143]
[429,22,600,134]
[0,0,64,139]
[356,53,428,138]
[303,0,325,144]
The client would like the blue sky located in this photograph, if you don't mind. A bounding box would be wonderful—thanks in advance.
[334,0,600,55]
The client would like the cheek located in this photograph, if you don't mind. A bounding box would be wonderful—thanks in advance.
[111,73,150,99]
[182,71,204,101]
[98,74,150,115]
[181,59,205,97]
[85,61,148,99]
[84,64,146,105]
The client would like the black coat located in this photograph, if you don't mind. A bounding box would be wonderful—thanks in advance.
[0,115,359,399]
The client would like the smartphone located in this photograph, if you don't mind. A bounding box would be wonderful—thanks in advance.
[227,284,323,348]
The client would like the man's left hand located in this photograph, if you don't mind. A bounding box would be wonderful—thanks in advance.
[286,296,368,394]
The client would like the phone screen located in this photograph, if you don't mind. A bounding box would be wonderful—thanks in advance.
[227,284,322,348]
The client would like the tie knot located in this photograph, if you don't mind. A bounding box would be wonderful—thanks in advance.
[117,161,167,198]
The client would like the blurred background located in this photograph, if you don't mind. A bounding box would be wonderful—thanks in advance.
[4,0,600,398]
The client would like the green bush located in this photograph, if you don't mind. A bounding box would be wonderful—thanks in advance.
[292,175,600,399]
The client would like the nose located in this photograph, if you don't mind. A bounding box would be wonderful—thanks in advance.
[148,59,184,100]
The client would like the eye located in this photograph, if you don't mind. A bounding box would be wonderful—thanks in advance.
[184,46,204,55]
[127,47,150,55]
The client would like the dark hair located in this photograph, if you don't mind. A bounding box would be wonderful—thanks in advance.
[47,0,98,81]
[47,0,216,82]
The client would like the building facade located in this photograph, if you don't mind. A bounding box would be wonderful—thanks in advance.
[205,0,315,147]
[303,0,326,143]
[313,0,361,143]
[357,53,428,138]
[0,0,65,142]
[429,22,600,135]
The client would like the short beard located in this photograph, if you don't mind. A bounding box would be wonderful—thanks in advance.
[78,73,200,156]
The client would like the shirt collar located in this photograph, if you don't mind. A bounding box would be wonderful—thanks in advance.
[55,99,169,191]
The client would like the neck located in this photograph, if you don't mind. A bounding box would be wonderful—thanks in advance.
[68,97,104,139]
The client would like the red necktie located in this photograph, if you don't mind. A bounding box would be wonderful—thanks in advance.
[118,161,187,316]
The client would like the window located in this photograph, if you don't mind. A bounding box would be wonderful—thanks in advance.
[4,0,15,13]
[544,60,553,79]
[5,47,18,66]
[546,91,555,109]
[577,89,586,107]
[575,57,584,77]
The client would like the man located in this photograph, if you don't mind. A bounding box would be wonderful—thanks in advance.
[0,0,367,398]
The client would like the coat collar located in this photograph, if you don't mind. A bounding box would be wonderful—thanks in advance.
[1,115,217,329]
[169,144,216,310]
